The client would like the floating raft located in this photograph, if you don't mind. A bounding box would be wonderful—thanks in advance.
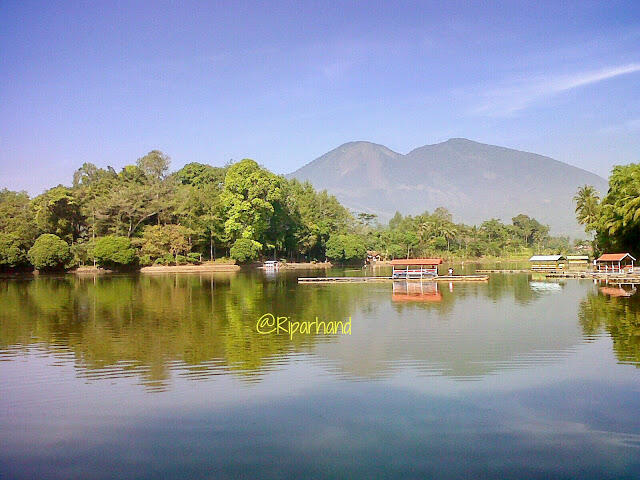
[476,269,530,273]
[298,275,489,284]
[545,272,640,281]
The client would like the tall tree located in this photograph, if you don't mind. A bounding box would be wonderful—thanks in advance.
[595,164,640,255]
[221,159,285,246]
[574,185,601,234]
[32,186,83,243]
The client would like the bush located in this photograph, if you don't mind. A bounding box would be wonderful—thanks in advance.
[70,240,94,266]
[28,234,71,271]
[230,238,261,263]
[138,254,153,267]
[187,252,201,264]
[93,236,136,268]
[213,257,236,264]
[0,233,28,269]
[153,253,176,266]
[175,254,187,265]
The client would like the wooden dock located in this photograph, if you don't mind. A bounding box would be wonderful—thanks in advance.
[298,275,489,284]
[475,269,530,273]
[545,272,640,281]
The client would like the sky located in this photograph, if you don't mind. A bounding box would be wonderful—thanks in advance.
[1,0,639,195]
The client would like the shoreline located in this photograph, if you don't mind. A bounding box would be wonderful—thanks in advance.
[1,258,531,278]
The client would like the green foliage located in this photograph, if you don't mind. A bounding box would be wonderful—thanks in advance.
[575,165,640,257]
[221,159,285,243]
[0,189,37,249]
[70,239,94,266]
[93,236,136,268]
[136,224,192,264]
[28,234,71,271]
[325,234,366,263]
[0,149,587,270]
[187,252,201,264]
[0,233,29,269]
[136,150,170,182]
[32,186,82,242]
[594,164,640,255]
[574,185,601,234]
[230,238,261,263]
[138,254,153,267]
[175,162,226,188]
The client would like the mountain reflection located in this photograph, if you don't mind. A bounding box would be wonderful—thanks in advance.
[1,272,636,389]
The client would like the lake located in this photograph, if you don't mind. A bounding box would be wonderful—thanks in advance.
[1,266,639,479]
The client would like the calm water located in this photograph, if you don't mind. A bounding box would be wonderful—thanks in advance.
[1,266,639,479]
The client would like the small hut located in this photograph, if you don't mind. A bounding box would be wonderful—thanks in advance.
[566,255,590,271]
[595,253,635,273]
[366,250,381,264]
[391,258,443,279]
[529,255,566,272]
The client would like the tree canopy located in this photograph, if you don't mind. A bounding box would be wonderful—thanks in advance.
[0,149,582,271]
[574,164,640,257]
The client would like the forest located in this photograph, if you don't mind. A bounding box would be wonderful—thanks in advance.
[574,163,640,258]
[0,150,589,271]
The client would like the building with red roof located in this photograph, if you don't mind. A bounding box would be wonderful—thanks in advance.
[595,253,635,273]
[391,258,443,278]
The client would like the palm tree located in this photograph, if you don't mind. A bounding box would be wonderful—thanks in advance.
[574,185,600,233]
[436,222,458,251]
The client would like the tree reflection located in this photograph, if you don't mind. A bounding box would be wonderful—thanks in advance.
[0,274,357,389]
[578,290,640,366]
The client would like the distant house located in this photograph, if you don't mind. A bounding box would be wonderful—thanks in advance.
[529,255,566,272]
[366,250,381,264]
[566,255,590,271]
[595,253,635,273]
[391,258,443,279]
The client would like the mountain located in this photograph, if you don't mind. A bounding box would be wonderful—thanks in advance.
[287,138,608,236]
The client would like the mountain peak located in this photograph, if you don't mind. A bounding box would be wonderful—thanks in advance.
[288,139,607,236]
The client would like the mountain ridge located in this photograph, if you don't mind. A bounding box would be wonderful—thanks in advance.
[287,138,608,236]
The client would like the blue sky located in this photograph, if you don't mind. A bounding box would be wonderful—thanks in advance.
[1,0,639,194]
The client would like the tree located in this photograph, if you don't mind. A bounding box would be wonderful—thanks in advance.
[32,186,83,243]
[175,162,226,188]
[574,185,601,234]
[433,207,453,223]
[137,150,170,182]
[221,159,285,245]
[388,211,403,230]
[325,234,366,263]
[511,214,548,246]
[0,189,37,252]
[92,236,136,268]
[174,183,227,259]
[0,233,29,269]
[594,164,640,255]
[230,238,261,263]
[28,234,71,271]
[96,179,174,237]
[137,224,192,264]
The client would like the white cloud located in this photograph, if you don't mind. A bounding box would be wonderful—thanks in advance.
[473,63,640,117]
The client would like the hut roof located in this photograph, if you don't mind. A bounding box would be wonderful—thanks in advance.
[566,255,589,260]
[596,253,636,262]
[529,255,565,262]
[390,258,443,266]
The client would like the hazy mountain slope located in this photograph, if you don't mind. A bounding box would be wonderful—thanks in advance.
[288,138,608,236]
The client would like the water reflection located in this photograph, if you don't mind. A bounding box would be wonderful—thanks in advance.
[579,288,640,366]
[1,271,639,390]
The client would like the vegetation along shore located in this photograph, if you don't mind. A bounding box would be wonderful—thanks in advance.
[1,150,638,273]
